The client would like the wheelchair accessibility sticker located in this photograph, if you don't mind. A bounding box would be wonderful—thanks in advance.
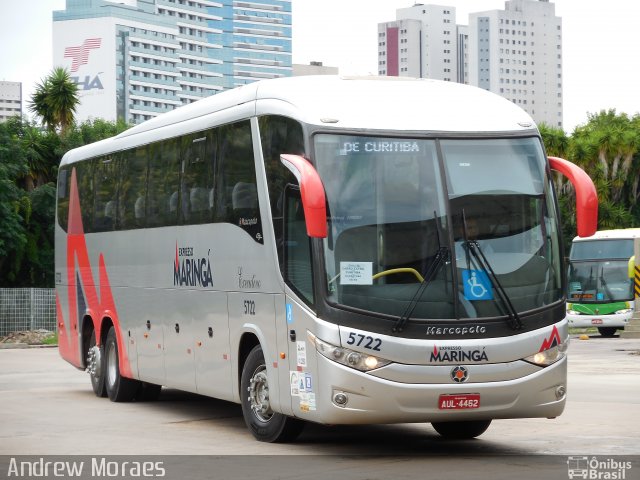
[462,270,493,301]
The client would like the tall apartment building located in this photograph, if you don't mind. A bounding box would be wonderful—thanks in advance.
[378,4,457,81]
[378,1,562,128]
[469,0,563,127]
[53,0,291,124]
[0,81,22,122]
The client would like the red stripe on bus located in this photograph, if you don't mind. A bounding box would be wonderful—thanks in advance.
[59,168,132,377]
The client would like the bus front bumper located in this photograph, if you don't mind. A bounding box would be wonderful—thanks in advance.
[309,354,567,425]
[566,311,632,329]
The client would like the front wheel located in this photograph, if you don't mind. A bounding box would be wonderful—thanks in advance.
[240,345,304,442]
[598,327,617,337]
[104,326,139,402]
[431,420,492,439]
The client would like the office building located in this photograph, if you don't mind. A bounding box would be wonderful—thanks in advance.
[378,1,563,128]
[53,0,291,124]
[0,81,22,122]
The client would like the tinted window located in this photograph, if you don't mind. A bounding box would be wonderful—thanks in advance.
[570,239,634,260]
[147,138,180,227]
[284,188,314,304]
[216,121,263,243]
[92,156,120,232]
[181,132,215,225]
[57,167,70,231]
[119,147,148,230]
[259,115,305,271]
[75,160,95,232]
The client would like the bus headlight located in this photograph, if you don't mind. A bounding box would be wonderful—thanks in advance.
[615,308,633,315]
[524,338,569,367]
[566,309,581,315]
[308,332,392,372]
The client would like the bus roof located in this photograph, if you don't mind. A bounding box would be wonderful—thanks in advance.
[572,228,640,242]
[60,75,537,167]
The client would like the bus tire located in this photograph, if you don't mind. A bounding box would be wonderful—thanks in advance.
[431,420,492,439]
[598,327,617,337]
[240,344,304,443]
[87,331,107,398]
[104,326,139,402]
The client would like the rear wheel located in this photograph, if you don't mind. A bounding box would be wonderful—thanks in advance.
[598,327,617,337]
[87,331,106,397]
[240,345,304,442]
[104,326,139,402]
[431,420,492,439]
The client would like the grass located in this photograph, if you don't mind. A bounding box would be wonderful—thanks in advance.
[42,333,58,345]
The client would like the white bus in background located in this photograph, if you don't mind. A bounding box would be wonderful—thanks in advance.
[567,228,640,336]
[55,76,597,442]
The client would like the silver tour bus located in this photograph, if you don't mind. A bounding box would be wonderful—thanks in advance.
[55,76,598,442]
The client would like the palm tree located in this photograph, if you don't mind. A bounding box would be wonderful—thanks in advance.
[28,67,80,134]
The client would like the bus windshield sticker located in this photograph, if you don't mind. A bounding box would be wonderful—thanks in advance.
[462,269,493,301]
[290,371,300,397]
[300,392,316,412]
[340,262,373,285]
[296,341,307,368]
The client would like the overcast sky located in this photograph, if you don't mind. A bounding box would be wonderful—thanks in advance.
[1,0,639,133]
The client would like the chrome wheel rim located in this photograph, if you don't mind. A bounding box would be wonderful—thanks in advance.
[248,365,273,422]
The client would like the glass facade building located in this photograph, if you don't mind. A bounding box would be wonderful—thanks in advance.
[53,0,291,124]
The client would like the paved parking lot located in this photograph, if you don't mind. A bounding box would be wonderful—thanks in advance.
[1,334,638,459]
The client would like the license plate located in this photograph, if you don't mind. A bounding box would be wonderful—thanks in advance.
[591,319,603,325]
[438,394,480,410]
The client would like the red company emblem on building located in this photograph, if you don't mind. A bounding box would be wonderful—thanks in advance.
[64,38,102,72]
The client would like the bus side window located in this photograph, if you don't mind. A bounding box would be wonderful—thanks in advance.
[258,115,305,274]
[92,156,118,232]
[180,132,214,225]
[284,187,314,304]
[57,167,70,231]
[215,121,263,242]
[119,146,148,230]
[147,138,180,227]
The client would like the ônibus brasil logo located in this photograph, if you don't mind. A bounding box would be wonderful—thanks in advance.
[174,244,213,287]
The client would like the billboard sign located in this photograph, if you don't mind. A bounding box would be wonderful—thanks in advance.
[53,18,117,122]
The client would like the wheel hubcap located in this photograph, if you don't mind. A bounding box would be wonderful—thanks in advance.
[86,345,102,380]
[248,366,273,422]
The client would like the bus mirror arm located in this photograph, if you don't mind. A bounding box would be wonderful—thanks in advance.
[548,156,598,238]
[280,154,328,238]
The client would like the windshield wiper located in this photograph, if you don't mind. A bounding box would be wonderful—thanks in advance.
[466,240,523,331]
[393,246,449,334]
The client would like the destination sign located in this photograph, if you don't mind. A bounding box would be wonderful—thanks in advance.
[339,140,422,155]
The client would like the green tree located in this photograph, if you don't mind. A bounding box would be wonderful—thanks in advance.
[28,67,80,134]
[0,120,29,282]
[567,110,640,228]
[0,116,129,287]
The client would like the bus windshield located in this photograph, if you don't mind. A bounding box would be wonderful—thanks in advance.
[567,260,634,303]
[314,134,562,322]
[568,238,635,303]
